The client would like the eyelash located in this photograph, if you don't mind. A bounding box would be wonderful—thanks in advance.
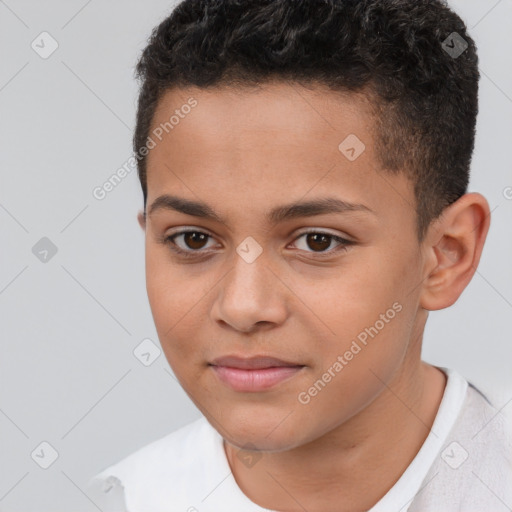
[162,229,354,260]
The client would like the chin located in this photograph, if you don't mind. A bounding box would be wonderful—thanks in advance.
[224,431,301,453]
[218,414,310,453]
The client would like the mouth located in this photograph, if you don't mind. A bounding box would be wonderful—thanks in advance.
[209,355,306,392]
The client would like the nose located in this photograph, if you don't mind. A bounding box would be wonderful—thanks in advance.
[211,254,289,334]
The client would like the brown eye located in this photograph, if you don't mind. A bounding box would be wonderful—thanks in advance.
[164,230,215,256]
[294,230,355,258]
[182,231,209,250]
[305,233,332,252]
[293,231,353,256]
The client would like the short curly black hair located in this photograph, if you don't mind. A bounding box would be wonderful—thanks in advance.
[133,0,479,241]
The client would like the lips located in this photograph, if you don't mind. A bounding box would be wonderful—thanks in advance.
[209,355,305,392]
[209,355,303,370]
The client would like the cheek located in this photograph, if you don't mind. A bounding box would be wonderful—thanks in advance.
[145,250,198,360]
[301,258,413,391]
[145,244,200,322]
[289,310,412,446]
[302,259,395,342]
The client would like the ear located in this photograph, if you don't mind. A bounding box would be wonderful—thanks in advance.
[137,210,146,231]
[419,192,490,311]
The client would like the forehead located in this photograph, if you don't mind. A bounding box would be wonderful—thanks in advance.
[145,82,415,228]
[149,81,374,152]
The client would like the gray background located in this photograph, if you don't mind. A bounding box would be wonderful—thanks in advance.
[0,0,511,510]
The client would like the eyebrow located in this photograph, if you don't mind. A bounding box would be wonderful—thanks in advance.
[147,194,375,225]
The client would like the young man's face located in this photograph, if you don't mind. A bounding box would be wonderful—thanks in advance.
[140,82,431,451]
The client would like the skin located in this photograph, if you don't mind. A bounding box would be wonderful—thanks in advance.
[137,82,490,511]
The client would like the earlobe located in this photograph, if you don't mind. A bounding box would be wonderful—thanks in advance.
[137,210,146,231]
[419,193,490,311]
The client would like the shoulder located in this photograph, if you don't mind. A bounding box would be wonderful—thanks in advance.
[435,366,510,447]
[88,416,226,510]
[95,415,213,477]
[444,370,512,479]
[410,369,512,511]
[456,376,511,452]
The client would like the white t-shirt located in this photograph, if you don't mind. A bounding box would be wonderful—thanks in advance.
[88,367,512,511]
